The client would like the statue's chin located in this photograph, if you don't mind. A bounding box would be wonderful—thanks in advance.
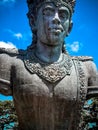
[39,32,64,46]
[41,40,59,47]
[46,33,63,46]
[43,38,60,46]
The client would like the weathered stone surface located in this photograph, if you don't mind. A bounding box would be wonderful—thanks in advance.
[0,0,98,130]
[87,73,98,99]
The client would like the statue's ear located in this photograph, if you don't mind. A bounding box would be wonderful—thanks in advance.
[29,15,37,32]
[67,20,73,36]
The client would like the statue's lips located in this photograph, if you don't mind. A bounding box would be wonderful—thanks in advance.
[48,26,63,31]
[48,27,63,34]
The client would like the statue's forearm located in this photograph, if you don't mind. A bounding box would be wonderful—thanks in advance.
[86,86,98,99]
[0,78,12,96]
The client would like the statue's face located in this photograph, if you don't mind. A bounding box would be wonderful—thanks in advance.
[36,2,71,46]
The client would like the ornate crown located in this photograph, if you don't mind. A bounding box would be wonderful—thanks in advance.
[27,0,76,15]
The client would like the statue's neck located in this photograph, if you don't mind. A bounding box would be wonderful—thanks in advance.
[35,41,63,63]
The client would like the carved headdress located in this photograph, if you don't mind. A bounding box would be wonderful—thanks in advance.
[27,0,76,18]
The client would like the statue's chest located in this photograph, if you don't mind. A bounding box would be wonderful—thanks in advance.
[12,56,87,130]
[13,55,87,107]
[13,54,78,101]
[13,67,78,130]
[13,65,78,103]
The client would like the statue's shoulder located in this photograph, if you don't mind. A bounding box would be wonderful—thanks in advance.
[0,47,26,56]
[71,56,93,62]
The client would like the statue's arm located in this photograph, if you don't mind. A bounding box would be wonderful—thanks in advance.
[84,60,98,99]
[84,60,97,86]
[0,52,12,96]
[0,47,25,96]
[73,56,97,86]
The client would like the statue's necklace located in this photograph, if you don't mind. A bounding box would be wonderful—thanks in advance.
[23,51,73,83]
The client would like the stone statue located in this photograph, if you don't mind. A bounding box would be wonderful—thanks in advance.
[0,0,98,130]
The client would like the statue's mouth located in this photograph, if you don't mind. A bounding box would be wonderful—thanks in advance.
[48,26,63,35]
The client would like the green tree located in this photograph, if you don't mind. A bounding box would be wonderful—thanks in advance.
[0,100,18,130]
[82,98,98,130]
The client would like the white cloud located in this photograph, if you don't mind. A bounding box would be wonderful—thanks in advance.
[5,29,23,40]
[13,33,23,39]
[70,42,79,52]
[67,41,81,52]
[0,41,16,48]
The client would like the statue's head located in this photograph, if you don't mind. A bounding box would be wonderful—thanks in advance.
[27,0,76,17]
[27,0,76,52]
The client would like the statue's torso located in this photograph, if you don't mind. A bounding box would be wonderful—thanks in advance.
[0,49,89,130]
[11,52,87,130]
[13,69,77,130]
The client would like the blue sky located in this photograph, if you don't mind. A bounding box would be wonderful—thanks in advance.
[0,0,98,100]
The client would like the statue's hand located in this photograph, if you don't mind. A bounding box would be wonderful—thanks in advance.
[0,78,12,96]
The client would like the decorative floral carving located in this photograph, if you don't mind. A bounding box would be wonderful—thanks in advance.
[24,51,73,83]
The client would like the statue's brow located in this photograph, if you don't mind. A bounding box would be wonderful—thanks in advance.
[43,5,54,10]
[58,7,69,12]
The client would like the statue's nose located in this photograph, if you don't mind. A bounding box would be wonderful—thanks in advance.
[52,12,60,24]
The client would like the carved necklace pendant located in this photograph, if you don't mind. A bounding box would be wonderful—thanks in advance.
[23,51,73,83]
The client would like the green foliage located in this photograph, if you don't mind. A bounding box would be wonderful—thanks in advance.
[0,100,18,130]
[82,98,98,130]
[0,98,98,130]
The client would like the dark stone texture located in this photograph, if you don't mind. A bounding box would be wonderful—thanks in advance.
[0,0,98,130]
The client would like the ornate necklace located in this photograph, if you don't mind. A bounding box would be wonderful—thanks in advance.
[23,51,73,83]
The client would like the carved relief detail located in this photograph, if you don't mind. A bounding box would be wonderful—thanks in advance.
[73,59,87,130]
[24,51,73,83]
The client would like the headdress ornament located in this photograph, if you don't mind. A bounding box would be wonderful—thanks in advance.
[27,0,76,16]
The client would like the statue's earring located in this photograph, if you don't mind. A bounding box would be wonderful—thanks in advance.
[29,14,37,32]
[66,20,73,37]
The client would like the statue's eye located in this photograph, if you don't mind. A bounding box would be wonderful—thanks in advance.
[59,10,69,20]
[43,7,54,16]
